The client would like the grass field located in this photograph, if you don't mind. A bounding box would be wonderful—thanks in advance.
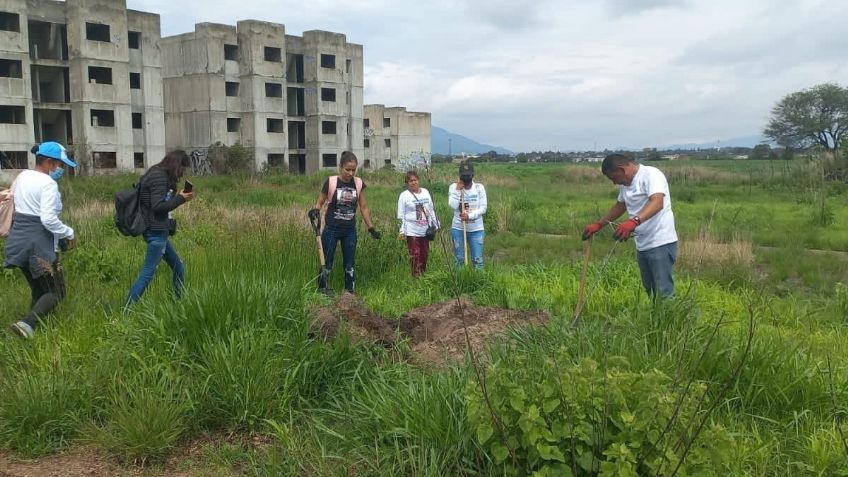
[1,158,848,475]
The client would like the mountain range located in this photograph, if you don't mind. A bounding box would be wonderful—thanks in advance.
[430,128,769,155]
[431,126,513,155]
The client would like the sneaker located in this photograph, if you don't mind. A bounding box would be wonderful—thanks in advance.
[10,321,34,339]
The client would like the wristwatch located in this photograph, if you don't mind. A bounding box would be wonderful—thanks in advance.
[632,215,641,224]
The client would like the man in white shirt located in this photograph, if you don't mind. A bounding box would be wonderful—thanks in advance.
[4,141,77,339]
[582,154,678,298]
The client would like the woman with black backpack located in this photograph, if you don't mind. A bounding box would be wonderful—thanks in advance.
[125,150,194,305]
[397,170,439,277]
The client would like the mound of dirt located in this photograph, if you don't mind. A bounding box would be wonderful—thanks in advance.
[310,294,550,364]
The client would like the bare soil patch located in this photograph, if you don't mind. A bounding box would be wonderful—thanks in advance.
[0,447,134,477]
[0,433,274,477]
[311,293,550,364]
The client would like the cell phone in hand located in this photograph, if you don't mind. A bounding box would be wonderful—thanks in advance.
[183,179,194,193]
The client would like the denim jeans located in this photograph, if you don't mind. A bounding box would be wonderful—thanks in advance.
[636,241,677,299]
[451,228,484,269]
[126,231,185,304]
[320,226,357,292]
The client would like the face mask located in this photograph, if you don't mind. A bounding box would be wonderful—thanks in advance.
[49,167,65,181]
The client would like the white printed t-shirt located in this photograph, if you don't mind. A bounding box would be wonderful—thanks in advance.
[617,165,677,251]
[397,188,438,237]
[448,182,487,232]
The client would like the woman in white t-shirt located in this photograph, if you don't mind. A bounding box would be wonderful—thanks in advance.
[397,171,439,277]
[4,142,77,339]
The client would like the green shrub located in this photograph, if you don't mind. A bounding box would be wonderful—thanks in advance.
[467,355,735,476]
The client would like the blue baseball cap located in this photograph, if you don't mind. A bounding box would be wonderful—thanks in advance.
[36,141,76,168]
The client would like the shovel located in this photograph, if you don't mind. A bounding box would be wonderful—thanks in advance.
[308,210,330,294]
[573,236,592,323]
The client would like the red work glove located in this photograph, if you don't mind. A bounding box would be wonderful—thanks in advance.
[613,218,639,241]
[582,222,604,241]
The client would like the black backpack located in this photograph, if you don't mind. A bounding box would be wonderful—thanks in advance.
[115,175,147,236]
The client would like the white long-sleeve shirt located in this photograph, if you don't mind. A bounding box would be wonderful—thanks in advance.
[448,182,487,232]
[12,170,74,240]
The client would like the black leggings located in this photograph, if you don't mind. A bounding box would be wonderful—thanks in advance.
[20,260,66,329]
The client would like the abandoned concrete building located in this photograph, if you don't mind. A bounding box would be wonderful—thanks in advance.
[0,0,165,172]
[0,0,430,174]
[363,105,431,169]
[161,23,365,174]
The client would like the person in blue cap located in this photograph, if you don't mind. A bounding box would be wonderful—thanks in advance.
[4,141,77,339]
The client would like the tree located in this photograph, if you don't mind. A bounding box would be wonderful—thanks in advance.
[764,83,848,156]
[749,144,775,160]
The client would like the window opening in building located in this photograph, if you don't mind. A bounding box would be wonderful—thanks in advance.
[224,44,238,61]
[345,59,351,73]
[383,117,390,127]
[0,151,27,168]
[385,159,392,165]
[287,87,305,115]
[384,138,391,147]
[129,72,141,89]
[363,159,371,169]
[267,153,285,168]
[289,153,306,174]
[133,152,144,168]
[0,59,22,78]
[225,81,239,96]
[0,106,25,124]
[90,109,115,127]
[286,53,304,82]
[0,12,20,32]
[363,118,369,128]
[128,31,141,49]
[28,21,69,60]
[364,139,370,148]
[320,54,335,69]
[32,65,70,102]
[321,87,336,102]
[93,151,117,169]
[265,82,282,97]
[287,120,305,148]
[345,91,349,105]
[132,112,142,129]
[85,22,110,42]
[322,153,337,167]
[227,117,241,133]
[267,118,284,133]
[322,121,336,134]
[88,66,112,85]
[264,46,282,62]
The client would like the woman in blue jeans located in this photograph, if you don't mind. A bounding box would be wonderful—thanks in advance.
[126,150,194,305]
[448,161,487,269]
[308,151,380,294]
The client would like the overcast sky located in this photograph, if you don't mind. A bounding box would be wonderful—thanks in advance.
[130,0,848,152]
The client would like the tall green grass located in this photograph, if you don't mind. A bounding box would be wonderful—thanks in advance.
[1,162,847,474]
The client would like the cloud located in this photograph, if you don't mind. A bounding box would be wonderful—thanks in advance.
[461,0,551,29]
[128,0,848,151]
[604,0,688,17]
